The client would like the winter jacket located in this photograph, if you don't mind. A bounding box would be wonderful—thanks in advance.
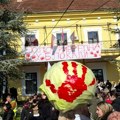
[2,109,14,120]
[112,97,120,112]
[38,98,53,120]
[20,102,32,120]
[28,110,44,120]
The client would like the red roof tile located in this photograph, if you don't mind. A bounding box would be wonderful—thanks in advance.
[1,0,120,13]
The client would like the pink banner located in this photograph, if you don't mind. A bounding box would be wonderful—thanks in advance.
[25,43,101,62]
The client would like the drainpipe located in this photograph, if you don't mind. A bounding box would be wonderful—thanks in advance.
[116,61,120,82]
[107,23,112,47]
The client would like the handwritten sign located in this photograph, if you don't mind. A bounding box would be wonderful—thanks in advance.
[25,43,101,62]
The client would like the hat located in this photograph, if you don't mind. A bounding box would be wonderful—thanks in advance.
[40,61,96,112]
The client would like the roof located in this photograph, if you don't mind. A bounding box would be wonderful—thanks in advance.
[1,0,120,13]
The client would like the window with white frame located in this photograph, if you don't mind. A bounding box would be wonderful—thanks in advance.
[25,72,37,94]
[88,31,99,43]
[52,28,71,46]
[56,33,67,45]
[84,27,102,43]
[21,30,39,50]
[25,30,38,47]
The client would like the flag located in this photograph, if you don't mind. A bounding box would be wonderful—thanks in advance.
[61,28,65,51]
[51,34,55,48]
[61,28,64,44]
[70,31,76,52]
[47,62,51,71]
[52,46,58,55]
[70,31,75,44]
[71,44,76,52]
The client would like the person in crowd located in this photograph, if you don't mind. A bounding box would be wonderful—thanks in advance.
[10,87,18,102]
[58,104,91,120]
[75,104,91,120]
[89,93,102,120]
[105,92,112,104]
[107,111,120,120]
[50,105,59,120]
[39,92,59,120]
[109,91,120,112]
[97,92,104,101]
[96,101,113,120]
[111,81,117,91]
[28,99,44,120]
[2,102,14,120]
[20,96,34,120]
[37,94,42,102]
[5,94,17,117]
[31,39,38,46]
[115,81,120,92]
[25,39,30,47]
[105,80,112,91]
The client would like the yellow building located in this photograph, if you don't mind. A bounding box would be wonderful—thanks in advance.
[7,0,120,99]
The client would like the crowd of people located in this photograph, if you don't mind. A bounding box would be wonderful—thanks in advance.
[1,94,17,120]
[0,80,120,120]
[1,92,59,120]
[20,92,59,120]
[89,80,120,120]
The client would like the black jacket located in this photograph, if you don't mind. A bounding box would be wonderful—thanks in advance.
[39,98,59,120]
[112,97,120,112]
[27,110,44,120]
[21,107,32,120]
[2,109,14,120]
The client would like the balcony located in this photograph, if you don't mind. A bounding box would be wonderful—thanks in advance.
[100,40,120,57]
[101,40,120,50]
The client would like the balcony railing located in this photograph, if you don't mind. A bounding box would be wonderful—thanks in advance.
[100,40,120,50]
[41,40,120,49]
[4,40,120,53]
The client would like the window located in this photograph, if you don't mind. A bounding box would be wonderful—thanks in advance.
[25,73,37,94]
[56,33,67,45]
[25,31,38,47]
[84,27,102,43]
[88,31,99,43]
[92,69,104,82]
[52,28,71,46]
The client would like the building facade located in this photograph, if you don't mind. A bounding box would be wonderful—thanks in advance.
[5,0,120,99]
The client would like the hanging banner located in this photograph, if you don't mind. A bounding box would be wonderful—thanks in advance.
[25,43,101,62]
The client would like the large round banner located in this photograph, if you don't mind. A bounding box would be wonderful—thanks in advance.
[40,61,96,112]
